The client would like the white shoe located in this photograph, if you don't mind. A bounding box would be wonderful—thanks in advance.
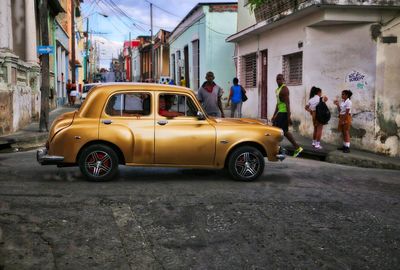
[312,141,316,146]
[314,145,323,150]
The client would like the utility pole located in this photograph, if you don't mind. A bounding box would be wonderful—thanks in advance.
[71,0,76,83]
[150,3,154,82]
[84,18,89,82]
[129,32,133,82]
[39,0,50,132]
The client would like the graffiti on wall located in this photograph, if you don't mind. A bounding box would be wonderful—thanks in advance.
[345,70,368,90]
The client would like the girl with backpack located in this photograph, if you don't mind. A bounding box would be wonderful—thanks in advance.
[305,86,328,149]
[334,90,353,153]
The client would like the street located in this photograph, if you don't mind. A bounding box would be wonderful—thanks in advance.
[0,150,399,269]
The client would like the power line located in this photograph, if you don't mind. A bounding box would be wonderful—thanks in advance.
[104,0,148,32]
[144,0,182,19]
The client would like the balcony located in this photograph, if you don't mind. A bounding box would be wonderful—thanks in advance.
[253,0,400,23]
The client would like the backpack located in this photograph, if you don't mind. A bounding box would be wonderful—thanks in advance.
[316,97,331,125]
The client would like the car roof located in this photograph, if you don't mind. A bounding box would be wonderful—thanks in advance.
[79,83,196,118]
[90,82,192,94]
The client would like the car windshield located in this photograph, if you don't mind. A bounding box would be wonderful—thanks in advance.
[83,85,95,93]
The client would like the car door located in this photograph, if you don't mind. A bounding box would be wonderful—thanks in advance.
[98,91,154,164]
[154,92,216,166]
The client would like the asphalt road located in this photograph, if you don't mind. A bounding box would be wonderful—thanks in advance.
[0,150,399,269]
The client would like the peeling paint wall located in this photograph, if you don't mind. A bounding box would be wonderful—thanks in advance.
[303,23,377,151]
[0,89,13,134]
[236,7,400,156]
[375,16,400,156]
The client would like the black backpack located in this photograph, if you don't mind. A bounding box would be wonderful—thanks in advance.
[316,97,331,125]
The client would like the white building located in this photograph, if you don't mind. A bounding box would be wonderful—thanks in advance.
[227,0,400,156]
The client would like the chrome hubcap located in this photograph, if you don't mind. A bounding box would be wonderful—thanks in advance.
[85,151,112,177]
[235,152,260,178]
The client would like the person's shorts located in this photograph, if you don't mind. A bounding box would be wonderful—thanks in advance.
[70,90,78,97]
[338,114,352,132]
[273,112,289,132]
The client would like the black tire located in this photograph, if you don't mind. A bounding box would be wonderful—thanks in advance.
[227,146,265,181]
[79,144,119,182]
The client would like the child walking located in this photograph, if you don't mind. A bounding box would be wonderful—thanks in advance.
[305,87,328,149]
[334,90,353,153]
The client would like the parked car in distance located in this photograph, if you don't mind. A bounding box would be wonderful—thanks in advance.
[37,83,285,182]
[80,83,100,101]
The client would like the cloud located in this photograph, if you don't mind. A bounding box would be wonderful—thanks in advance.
[92,36,123,69]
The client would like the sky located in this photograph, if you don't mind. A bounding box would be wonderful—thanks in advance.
[80,0,236,68]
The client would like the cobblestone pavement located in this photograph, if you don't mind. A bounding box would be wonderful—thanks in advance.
[0,150,399,269]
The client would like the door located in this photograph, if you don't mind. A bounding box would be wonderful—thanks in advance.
[99,91,154,164]
[184,46,190,88]
[155,92,216,165]
[261,50,268,119]
[192,40,200,90]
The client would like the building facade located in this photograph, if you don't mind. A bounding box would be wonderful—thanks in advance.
[154,29,171,83]
[169,2,238,95]
[0,0,45,135]
[227,0,400,156]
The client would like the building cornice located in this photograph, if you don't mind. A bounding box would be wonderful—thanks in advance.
[227,3,400,43]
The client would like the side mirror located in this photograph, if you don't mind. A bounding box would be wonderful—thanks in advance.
[197,111,206,120]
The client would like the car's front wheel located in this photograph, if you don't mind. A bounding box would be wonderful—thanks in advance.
[227,146,265,181]
[79,144,119,181]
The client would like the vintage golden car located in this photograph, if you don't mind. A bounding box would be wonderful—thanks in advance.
[37,83,285,181]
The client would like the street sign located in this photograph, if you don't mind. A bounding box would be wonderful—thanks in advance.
[37,46,54,55]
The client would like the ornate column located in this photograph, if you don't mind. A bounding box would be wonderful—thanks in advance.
[0,0,13,50]
[24,0,38,63]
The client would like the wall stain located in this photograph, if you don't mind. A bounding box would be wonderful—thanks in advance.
[350,126,366,139]
[376,102,399,143]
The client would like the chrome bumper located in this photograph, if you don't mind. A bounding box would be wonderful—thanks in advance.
[276,147,286,161]
[36,148,64,165]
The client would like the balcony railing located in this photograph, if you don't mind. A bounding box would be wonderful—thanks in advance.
[254,0,400,23]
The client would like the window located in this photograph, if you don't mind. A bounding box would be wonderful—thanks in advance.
[282,52,303,85]
[106,92,151,117]
[241,53,257,88]
[158,94,197,117]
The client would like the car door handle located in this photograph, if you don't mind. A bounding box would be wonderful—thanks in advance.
[157,120,168,125]
[102,119,112,125]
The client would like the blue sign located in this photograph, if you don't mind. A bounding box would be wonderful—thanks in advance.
[37,46,54,54]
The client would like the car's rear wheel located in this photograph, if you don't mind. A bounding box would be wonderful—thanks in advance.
[79,144,119,181]
[227,146,265,181]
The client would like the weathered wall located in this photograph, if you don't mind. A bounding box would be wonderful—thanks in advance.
[0,89,13,134]
[375,17,400,156]
[304,23,377,151]
[235,7,400,155]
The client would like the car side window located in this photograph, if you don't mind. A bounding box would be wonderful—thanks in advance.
[106,92,151,117]
[158,94,197,117]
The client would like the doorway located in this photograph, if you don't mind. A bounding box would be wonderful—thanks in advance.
[184,46,190,88]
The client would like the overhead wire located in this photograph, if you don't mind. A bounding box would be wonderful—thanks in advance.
[144,0,182,19]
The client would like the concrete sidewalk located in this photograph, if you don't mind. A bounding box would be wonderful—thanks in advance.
[1,106,399,170]
[0,104,79,151]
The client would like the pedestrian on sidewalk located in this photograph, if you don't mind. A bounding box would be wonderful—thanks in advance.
[272,74,303,157]
[66,79,73,106]
[305,86,328,149]
[198,71,225,118]
[227,77,246,118]
[334,90,353,153]
[69,81,77,106]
